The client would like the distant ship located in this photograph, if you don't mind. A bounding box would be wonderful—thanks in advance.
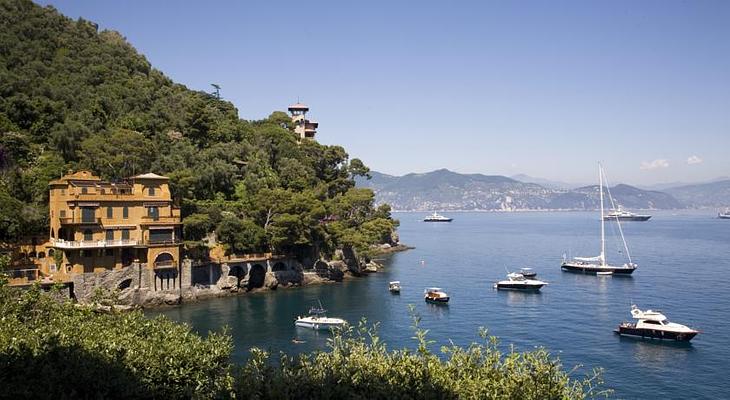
[423,212,452,222]
[719,209,730,219]
[603,206,651,221]
[561,164,637,275]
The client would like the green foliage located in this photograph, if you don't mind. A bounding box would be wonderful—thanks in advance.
[236,313,610,400]
[0,285,234,398]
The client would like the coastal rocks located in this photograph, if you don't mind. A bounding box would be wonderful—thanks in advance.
[263,272,279,290]
[72,264,139,304]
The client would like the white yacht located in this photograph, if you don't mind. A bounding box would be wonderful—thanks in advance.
[718,209,730,219]
[561,164,637,275]
[614,305,699,342]
[423,212,453,222]
[294,302,347,331]
[603,206,651,221]
[494,272,547,291]
[388,281,401,293]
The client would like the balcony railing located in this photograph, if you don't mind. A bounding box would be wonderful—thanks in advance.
[50,238,138,249]
[59,217,102,225]
[140,215,180,224]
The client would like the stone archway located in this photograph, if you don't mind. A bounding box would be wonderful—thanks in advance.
[247,264,266,289]
[229,265,246,287]
[153,252,176,290]
[272,262,287,272]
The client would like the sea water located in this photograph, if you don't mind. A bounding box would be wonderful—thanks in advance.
[149,211,730,399]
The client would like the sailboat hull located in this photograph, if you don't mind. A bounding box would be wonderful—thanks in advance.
[561,262,636,275]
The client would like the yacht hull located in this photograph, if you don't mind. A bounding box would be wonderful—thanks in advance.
[603,216,651,221]
[561,263,636,275]
[614,326,698,342]
[295,321,346,330]
[425,297,449,304]
[495,283,544,291]
[423,219,452,222]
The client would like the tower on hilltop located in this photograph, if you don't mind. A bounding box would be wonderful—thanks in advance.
[288,102,318,140]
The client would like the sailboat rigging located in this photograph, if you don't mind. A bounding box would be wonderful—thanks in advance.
[560,164,637,275]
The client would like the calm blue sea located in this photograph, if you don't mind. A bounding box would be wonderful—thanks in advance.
[149,211,730,399]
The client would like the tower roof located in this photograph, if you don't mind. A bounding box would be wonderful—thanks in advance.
[288,102,309,111]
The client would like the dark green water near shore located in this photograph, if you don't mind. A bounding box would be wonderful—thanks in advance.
[149,211,730,399]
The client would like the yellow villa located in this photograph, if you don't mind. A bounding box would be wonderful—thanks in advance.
[36,170,182,283]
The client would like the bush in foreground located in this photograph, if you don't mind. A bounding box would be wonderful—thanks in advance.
[0,284,608,399]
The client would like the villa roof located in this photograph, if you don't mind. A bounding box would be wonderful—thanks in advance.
[132,172,169,180]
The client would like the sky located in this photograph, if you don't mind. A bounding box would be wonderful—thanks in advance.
[38,0,730,186]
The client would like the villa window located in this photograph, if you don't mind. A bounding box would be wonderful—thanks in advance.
[60,210,66,218]
[81,187,88,194]
[107,206,113,218]
[106,230,114,241]
[83,229,93,241]
[148,187,156,196]
[121,229,130,240]
[148,206,159,221]
[81,207,96,223]
[122,206,129,219]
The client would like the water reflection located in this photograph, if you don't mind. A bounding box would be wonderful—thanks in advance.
[501,289,544,306]
[621,336,695,371]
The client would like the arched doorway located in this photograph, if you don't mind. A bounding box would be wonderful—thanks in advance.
[153,252,176,290]
[229,265,246,287]
[247,264,266,289]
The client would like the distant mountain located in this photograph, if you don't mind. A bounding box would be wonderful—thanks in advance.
[639,177,730,191]
[357,169,683,211]
[510,174,587,189]
[664,180,730,208]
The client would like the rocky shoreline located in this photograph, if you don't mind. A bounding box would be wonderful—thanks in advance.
[71,244,413,309]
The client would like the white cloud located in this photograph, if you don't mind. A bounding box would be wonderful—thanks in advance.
[640,159,669,170]
[687,155,703,165]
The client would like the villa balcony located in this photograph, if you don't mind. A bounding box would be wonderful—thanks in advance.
[59,217,102,225]
[139,215,181,225]
[50,238,139,249]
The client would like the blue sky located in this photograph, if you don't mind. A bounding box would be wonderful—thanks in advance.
[39,0,730,185]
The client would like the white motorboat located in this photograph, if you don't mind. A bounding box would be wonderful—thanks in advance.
[561,164,637,275]
[614,305,699,342]
[388,281,401,293]
[423,212,453,222]
[494,272,548,291]
[424,287,449,303]
[295,302,347,331]
[718,209,730,219]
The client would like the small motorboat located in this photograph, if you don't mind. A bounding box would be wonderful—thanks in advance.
[718,209,730,219]
[494,272,548,291]
[295,302,347,331]
[388,281,401,293]
[424,287,449,304]
[423,212,453,222]
[614,305,699,342]
[519,268,537,279]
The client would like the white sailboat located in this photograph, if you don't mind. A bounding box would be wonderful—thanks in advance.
[561,164,637,275]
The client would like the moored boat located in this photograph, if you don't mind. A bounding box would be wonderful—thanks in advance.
[494,272,547,291]
[614,305,699,342]
[561,164,637,275]
[718,209,730,219]
[295,302,347,331]
[388,281,401,293]
[519,268,537,279]
[424,287,449,303]
[603,207,651,221]
[423,212,453,222]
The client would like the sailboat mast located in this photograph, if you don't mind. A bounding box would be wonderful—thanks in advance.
[599,163,606,266]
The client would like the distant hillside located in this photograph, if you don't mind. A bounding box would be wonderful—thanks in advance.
[358,169,683,211]
[510,174,587,189]
[665,180,730,208]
